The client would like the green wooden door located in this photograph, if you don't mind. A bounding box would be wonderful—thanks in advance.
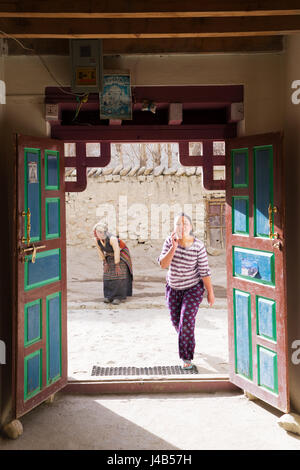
[15,135,67,418]
[226,133,289,412]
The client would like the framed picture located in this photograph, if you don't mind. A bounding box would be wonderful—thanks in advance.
[100,70,132,120]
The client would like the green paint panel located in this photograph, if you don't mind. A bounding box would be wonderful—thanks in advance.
[256,296,277,342]
[232,196,249,235]
[233,289,253,380]
[24,299,42,347]
[24,249,61,291]
[253,145,274,238]
[24,148,42,242]
[257,345,278,394]
[46,292,62,385]
[233,246,275,286]
[231,148,249,188]
[45,150,60,190]
[24,349,42,401]
[45,198,61,239]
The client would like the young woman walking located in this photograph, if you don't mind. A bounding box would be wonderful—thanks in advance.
[158,213,215,369]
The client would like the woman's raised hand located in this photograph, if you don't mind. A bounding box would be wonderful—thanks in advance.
[171,231,179,250]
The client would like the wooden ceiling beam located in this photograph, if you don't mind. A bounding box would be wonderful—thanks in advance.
[106,36,284,54]
[0,1,300,18]
[0,16,299,38]
[7,37,284,55]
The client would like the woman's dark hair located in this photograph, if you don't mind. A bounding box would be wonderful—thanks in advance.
[177,212,194,235]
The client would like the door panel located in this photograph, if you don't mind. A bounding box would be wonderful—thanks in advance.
[226,133,289,412]
[15,135,67,418]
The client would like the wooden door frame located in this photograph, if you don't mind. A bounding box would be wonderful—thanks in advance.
[205,197,226,250]
[45,87,241,392]
[63,134,289,406]
[10,84,245,404]
[61,136,237,395]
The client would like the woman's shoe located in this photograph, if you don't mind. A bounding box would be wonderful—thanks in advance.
[103,298,111,303]
[112,298,121,305]
[181,360,193,370]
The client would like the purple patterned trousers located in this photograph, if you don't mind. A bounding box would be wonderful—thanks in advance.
[165,281,205,361]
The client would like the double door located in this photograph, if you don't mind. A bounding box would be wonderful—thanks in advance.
[13,132,289,419]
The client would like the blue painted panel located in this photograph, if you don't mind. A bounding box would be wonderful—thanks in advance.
[26,352,41,396]
[25,250,60,290]
[46,153,59,188]
[233,151,248,187]
[27,302,41,343]
[47,200,60,237]
[258,346,278,393]
[234,290,252,379]
[255,147,272,237]
[233,247,274,285]
[233,197,248,234]
[26,151,41,240]
[257,297,276,341]
[47,294,61,382]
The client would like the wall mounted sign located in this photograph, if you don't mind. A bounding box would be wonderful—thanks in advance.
[100,70,132,120]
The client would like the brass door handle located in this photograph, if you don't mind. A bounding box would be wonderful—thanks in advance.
[268,204,279,239]
[272,239,283,250]
[19,244,46,263]
[21,209,31,244]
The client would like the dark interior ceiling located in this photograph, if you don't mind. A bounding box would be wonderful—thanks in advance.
[7,37,284,56]
[2,1,300,55]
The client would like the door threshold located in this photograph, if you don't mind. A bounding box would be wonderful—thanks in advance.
[63,374,241,394]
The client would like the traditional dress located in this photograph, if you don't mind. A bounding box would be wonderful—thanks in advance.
[158,236,211,361]
[98,234,133,301]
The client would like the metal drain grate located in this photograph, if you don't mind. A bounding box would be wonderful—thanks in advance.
[91,365,199,376]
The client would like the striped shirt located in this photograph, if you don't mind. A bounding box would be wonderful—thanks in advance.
[158,236,211,290]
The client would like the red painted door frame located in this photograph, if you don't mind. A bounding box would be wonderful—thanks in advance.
[52,136,229,193]
[44,86,244,395]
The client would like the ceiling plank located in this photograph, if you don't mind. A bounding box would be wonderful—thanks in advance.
[0,0,300,18]
[0,16,299,38]
[7,37,284,55]
[106,36,284,54]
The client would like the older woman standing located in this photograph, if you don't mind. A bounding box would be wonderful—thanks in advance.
[93,221,133,305]
[158,213,215,369]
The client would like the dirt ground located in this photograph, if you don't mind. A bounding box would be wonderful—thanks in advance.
[67,242,228,380]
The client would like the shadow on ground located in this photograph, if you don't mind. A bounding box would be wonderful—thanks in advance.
[0,394,178,450]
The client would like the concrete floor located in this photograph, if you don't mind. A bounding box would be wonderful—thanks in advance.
[1,390,300,450]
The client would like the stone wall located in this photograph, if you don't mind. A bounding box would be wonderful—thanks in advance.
[66,170,225,248]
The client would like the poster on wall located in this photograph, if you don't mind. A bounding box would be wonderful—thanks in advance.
[28,162,38,184]
[99,70,132,120]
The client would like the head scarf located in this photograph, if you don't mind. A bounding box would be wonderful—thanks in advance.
[93,221,108,239]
